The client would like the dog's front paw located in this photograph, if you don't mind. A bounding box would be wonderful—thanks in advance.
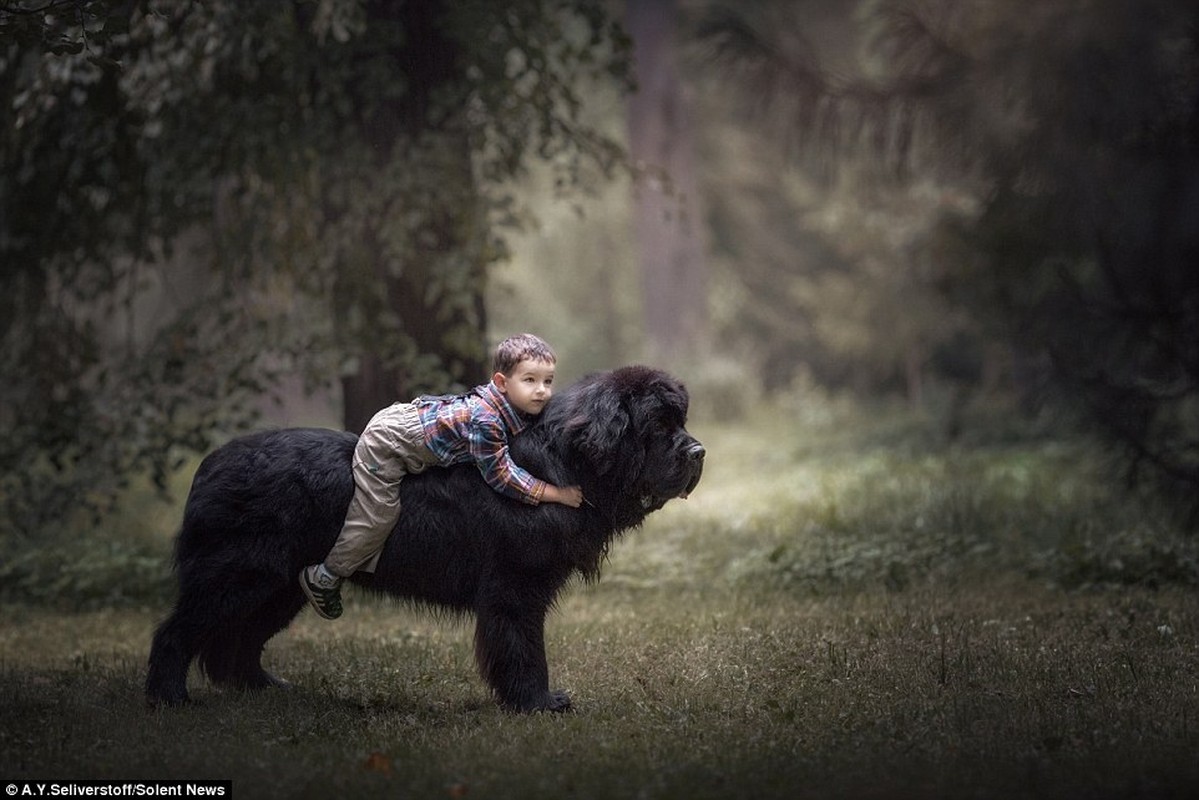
[542,689,572,713]
[506,689,573,714]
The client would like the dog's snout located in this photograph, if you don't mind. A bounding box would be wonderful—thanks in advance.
[681,440,705,498]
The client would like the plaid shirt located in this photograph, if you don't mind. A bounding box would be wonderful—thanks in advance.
[415,381,547,504]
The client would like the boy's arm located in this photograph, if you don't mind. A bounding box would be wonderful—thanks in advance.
[469,423,550,504]
[542,484,584,508]
[469,419,583,507]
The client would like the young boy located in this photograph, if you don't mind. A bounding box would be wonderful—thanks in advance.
[300,333,583,619]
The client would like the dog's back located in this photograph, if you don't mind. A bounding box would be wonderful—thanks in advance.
[175,428,357,573]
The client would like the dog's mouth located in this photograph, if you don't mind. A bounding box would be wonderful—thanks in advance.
[639,493,669,511]
[639,441,705,509]
[678,441,704,499]
[681,453,704,498]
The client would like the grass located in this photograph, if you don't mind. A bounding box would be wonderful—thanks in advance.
[2,399,1198,798]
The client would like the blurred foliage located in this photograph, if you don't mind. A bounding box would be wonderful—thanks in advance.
[0,537,172,610]
[694,0,1199,514]
[692,0,980,400]
[0,0,631,539]
[488,123,643,384]
[653,393,1199,598]
[729,442,1199,594]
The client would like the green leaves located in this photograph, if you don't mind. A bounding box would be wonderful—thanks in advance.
[0,0,632,538]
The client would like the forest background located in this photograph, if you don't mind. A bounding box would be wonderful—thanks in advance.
[3,0,1199,544]
[4,0,1199,548]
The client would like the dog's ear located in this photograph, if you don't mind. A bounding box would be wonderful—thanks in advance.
[565,381,638,477]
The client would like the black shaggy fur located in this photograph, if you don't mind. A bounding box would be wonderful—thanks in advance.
[145,366,704,712]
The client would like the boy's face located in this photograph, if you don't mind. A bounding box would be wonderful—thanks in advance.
[494,358,555,416]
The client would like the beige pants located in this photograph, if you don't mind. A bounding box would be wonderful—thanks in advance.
[324,402,437,577]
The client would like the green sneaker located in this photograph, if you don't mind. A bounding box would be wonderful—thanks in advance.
[300,564,343,620]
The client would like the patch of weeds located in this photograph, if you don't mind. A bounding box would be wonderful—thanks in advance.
[0,538,174,610]
[1043,526,1199,589]
[730,440,1199,595]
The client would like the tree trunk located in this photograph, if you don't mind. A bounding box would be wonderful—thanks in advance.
[626,0,708,363]
[341,357,391,436]
[338,0,488,432]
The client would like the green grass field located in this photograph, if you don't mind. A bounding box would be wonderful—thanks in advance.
[2,402,1198,798]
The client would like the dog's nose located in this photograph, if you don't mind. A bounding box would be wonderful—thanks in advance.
[687,442,706,461]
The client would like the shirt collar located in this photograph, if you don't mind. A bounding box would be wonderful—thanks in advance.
[477,380,530,435]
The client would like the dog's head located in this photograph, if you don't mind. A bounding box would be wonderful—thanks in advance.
[551,366,704,516]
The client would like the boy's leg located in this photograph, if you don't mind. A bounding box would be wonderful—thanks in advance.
[324,462,404,576]
[301,403,433,619]
[299,467,400,619]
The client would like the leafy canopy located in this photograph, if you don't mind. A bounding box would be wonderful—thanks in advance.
[0,0,631,538]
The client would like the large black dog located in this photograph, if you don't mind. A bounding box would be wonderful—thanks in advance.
[145,366,704,712]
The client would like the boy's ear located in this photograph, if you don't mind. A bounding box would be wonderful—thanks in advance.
[492,371,508,393]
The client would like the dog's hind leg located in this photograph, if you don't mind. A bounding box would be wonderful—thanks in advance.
[145,594,212,706]
[199,587,306,691]
[147,570,297,704]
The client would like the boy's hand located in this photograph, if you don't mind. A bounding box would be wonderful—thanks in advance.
[544,484,584,508]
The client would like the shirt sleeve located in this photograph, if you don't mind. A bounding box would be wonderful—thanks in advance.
[468,418,548,505]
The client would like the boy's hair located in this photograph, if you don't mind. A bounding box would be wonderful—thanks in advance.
[493,333,556,375]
